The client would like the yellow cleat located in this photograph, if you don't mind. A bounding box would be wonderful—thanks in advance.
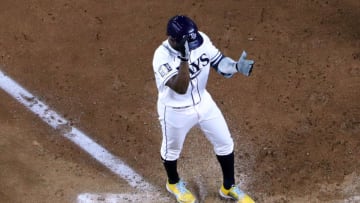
[219,185,255,203]
[166,180,197,203]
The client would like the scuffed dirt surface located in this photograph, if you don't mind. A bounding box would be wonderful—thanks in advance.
[0,0,359,202]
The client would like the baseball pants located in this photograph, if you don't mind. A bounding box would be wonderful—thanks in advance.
[158,92,234,161]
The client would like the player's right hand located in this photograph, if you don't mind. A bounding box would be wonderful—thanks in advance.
[178,36,190,61]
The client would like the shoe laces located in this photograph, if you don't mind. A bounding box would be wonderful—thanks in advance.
[231,185,245,198]
[177,180,188,194]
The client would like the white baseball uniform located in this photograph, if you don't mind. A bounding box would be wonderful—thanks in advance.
[153,32,234,161]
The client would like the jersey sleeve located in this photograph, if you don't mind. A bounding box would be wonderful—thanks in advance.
[156,63,178,85]
[152,45,179,89]
[200,32,234,78]
[197,32,222,66]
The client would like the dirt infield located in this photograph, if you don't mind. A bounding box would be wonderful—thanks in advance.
[0,0,359,202]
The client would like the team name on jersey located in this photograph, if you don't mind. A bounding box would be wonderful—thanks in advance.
[158,53,210,79]
[188,53,209,79]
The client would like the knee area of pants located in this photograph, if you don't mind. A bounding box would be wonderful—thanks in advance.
[214,144,234,156]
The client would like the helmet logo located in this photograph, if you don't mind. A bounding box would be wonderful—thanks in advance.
[189,32,197,40]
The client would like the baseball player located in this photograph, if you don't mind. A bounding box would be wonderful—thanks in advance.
[152,15,255,203]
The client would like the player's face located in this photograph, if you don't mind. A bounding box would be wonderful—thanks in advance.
[168,36,182,51]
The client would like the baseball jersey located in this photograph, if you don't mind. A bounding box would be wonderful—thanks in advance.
[153,32,225,108]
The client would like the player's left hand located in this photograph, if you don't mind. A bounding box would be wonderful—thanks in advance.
[236,51,254,76]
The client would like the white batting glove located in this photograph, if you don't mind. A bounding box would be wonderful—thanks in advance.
[178,40,190,61]
[236,51,255,76]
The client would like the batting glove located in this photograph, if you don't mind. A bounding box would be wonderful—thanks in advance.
[236,51,255,76]
[178,37,190,61]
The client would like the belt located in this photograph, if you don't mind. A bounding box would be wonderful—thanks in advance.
[171,105,192,109]
[170,102,200,109]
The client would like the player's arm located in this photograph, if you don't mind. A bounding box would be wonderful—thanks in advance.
[211,51,255,78]
[165,38,191,94]
[220,51,254,77]
[166,61,190,94]
[205,32,254,78]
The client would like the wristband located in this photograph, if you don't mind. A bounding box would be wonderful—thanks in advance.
[178,56,188,62]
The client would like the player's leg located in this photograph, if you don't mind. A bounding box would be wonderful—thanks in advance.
[159,118,190,184]
[198,97,255,203]
[197,100,235,188]
[157,103,197,203]
[158,105,197,169]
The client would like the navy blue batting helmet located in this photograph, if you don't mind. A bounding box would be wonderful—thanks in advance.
[167,15,204,50]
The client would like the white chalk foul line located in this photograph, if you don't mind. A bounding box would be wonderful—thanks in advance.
[77,193,170,203]
[0,70,155,192]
